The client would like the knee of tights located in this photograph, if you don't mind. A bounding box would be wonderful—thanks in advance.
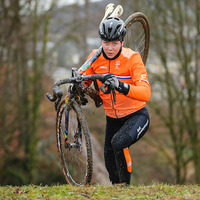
[111,134,131,151]
[111,137,121,151]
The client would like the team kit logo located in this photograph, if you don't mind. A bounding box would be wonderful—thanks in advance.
[114,61,120,69]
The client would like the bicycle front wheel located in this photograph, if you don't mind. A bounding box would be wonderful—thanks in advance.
[56,98,93,185]
[125,12,150,65]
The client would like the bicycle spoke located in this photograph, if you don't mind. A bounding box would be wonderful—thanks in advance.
[124,13,150,65]
[125,25,145,55]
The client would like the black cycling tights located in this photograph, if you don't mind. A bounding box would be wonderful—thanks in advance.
[104,107,150,185]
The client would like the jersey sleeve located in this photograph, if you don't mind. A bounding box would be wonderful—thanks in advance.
[127,53,151,102]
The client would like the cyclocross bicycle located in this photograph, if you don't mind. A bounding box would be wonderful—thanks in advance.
[46,12,150,186]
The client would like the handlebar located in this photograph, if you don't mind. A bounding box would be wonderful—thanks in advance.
[46,77,76,102]
[46,69,117,110]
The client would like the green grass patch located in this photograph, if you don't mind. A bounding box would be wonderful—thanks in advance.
[0,183,199,200]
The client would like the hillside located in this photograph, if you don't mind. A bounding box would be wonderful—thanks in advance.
[1,184,199,199]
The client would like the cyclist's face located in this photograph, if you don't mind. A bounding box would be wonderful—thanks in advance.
[102,40,124,59]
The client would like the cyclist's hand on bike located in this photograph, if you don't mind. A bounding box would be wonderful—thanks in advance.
[102,73,119,89]
[102,74,130,96]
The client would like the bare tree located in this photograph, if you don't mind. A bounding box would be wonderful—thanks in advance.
[145,0,200,183]
[0,0,58,185]
[117,0,200,184]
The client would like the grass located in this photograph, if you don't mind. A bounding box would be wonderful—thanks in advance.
[1,183,200,200]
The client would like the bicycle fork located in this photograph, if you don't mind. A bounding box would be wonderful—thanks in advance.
[64,96,82,153]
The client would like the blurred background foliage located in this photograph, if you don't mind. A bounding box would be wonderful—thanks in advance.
[0,0,199,186]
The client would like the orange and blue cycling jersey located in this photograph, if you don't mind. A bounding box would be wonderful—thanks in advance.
[82,47,151,118]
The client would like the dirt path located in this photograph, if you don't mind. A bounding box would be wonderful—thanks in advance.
[90,133,111,185]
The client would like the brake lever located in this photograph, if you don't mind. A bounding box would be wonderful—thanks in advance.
[99,85,111,94]
[99,83,116,104]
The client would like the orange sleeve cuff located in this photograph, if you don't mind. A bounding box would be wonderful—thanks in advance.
[127,83,151,102]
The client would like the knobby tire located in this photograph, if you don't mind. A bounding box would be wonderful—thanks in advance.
[56,99,93,185]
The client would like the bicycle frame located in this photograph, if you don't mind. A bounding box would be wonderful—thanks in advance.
[64,94,82,151]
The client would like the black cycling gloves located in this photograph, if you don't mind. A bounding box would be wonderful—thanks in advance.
[117,80,130,95]
[101,74,130,96]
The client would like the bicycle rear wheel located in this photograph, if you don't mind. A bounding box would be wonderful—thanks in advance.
[124,12,150,65]
[56,98,93,185]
